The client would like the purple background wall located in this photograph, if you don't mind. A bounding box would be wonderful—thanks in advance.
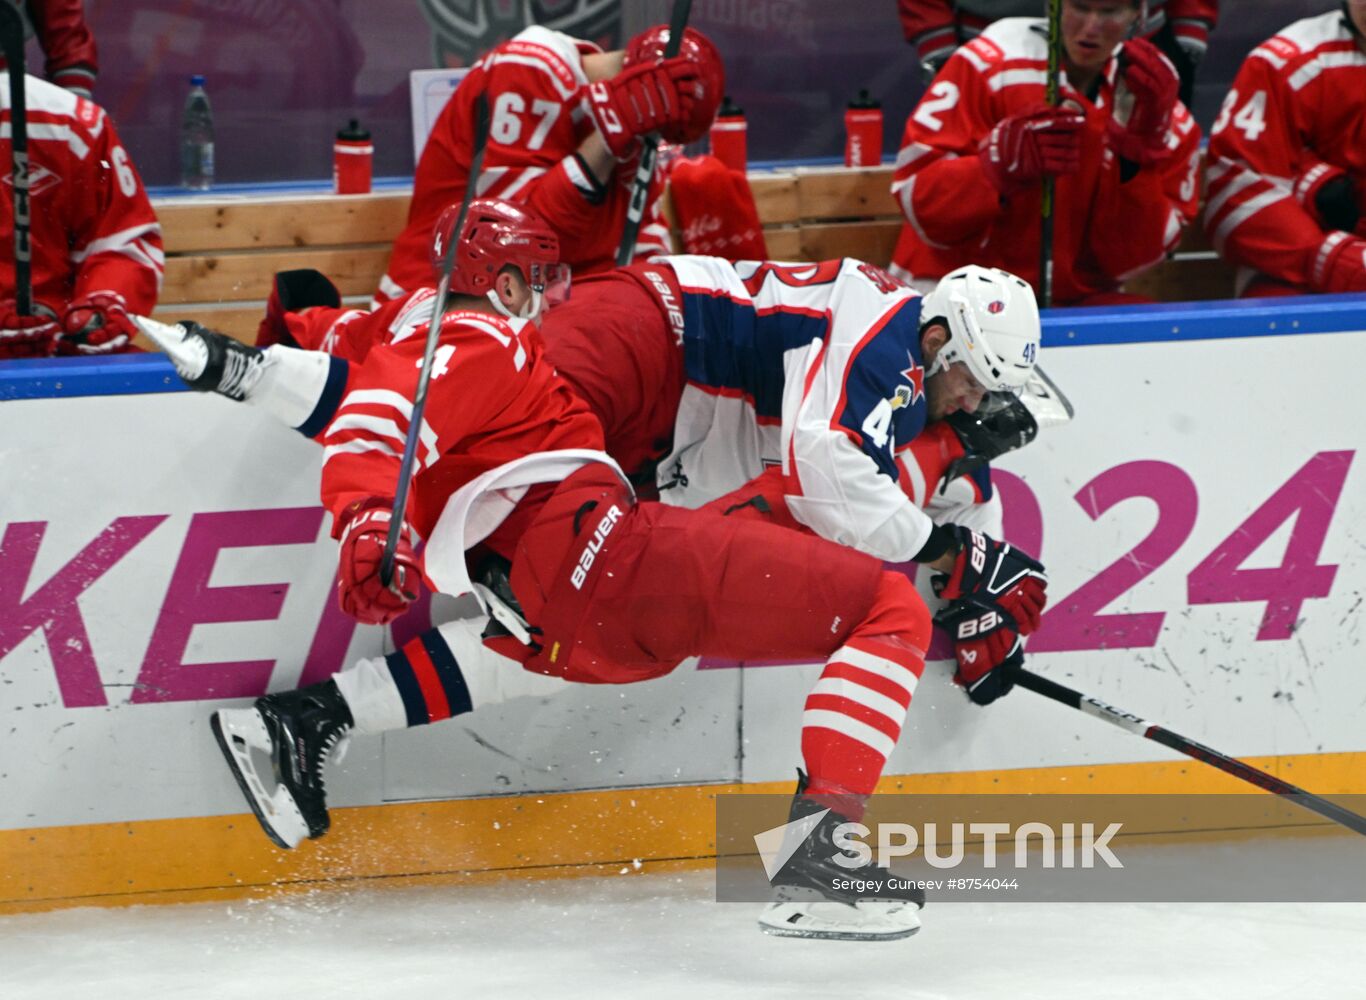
[74,0,1332,188]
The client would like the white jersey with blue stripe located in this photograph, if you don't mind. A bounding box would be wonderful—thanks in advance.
[657,256,939,563]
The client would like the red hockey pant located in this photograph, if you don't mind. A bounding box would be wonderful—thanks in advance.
[505,464,932,803]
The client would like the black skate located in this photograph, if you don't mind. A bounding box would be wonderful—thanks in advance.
[132,315,265,399]
[758,773,925,941]
[210,681,354,850]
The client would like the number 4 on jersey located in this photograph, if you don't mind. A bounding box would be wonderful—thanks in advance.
[1187,450,1354,640]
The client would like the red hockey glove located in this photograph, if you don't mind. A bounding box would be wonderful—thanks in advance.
[937,598,1025,706]
[1108,38,1179,166]
[931,525,1048,635]
[978,105,1084,195]
[337,498,422,626]
[588,57,701,158]
[258,269,342,348]
[1311,233,1366,294]
[0,301,61,359]
[57,291,139,355]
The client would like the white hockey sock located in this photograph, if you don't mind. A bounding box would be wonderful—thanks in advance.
[246,345,335,429]
[332,617,569,733]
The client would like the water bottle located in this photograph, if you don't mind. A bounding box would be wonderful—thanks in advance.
[180,75,215,191]
[709,95,747,173]
[333,119,373,195]
[844,89,883,168]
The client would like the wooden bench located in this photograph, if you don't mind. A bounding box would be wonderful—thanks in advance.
[149,164,1231,346]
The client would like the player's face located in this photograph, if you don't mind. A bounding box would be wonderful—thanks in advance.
[1349,0,1366,40]
[927,361,988,421]
[1062,0,1139,72]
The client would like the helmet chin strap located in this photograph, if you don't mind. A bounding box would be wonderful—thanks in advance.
[486,287,544,320]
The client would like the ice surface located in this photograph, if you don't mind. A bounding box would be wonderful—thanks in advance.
[2,868,1363,1000]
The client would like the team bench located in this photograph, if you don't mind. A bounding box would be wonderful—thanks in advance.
[148,164,1232,346]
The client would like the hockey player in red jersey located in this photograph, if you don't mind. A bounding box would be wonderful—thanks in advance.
[889,1,1202,305]
[0,74,161,359]
[1203,4,1366,297]
[1,0,100,96]
[143,199,1047,941]
[899,0,1218,103]
[374,22,724,305]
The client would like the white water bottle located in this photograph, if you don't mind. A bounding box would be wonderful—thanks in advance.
[180,75,215,190]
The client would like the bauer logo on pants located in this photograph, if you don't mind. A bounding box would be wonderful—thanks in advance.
[570,504,623,590]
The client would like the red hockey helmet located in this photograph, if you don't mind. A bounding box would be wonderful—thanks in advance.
[623,25,725,145]
[431,198,570,305]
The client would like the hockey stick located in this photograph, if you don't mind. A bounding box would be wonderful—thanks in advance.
[1037,0,1062,309]
[378,92,490,588]
[0,1,32,315]
[1015,667,1366,836]
[614,0,693,266]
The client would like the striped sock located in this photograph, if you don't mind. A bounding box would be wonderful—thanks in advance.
[801,636,925,815]
[385,629,475,727]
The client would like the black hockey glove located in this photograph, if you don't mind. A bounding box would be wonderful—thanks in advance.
[936,597,1025,705]
[931,525,1048,635]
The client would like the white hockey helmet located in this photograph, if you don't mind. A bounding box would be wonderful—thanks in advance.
[919,265,1041,394]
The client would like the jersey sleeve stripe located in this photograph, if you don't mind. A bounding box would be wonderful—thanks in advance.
[341,389,440,456]
[70,223,166,267]
[1210,187,1290,251]
[0,121,90,158]
[495,166,548,200]
[322,438,400,465]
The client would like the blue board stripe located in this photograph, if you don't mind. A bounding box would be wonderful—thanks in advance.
[0,354,187,400]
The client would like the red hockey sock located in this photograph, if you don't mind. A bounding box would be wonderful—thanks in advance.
[801,573,930,819]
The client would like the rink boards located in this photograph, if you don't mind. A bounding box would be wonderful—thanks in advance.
[2,295,1366,909]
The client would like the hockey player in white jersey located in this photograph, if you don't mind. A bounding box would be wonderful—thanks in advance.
[653,257,1042,561]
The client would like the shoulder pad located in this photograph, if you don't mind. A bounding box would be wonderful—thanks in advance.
[496,25,586,93]
[978,17,1047,61]
[1273,11,1350,55]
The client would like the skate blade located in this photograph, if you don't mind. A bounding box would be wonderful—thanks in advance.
[131,314,188,353]
[758,900,921,942]
[210,709,310,850]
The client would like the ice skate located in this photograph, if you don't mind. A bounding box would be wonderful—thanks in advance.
[758,899,921,941]
[133,314,266,399]
[210,681,354,849]
[758,774,924,942]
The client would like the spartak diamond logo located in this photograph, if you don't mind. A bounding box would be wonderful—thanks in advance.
[2,163,61,197]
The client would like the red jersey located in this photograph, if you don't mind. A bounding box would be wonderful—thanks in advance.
[897,1,1219,65]
[889,18,1202,304]
[0,75,162,314]
[377,25,670,305]
[26,0,99,94]
[284,291,603,542]
[1203,12,1366,293]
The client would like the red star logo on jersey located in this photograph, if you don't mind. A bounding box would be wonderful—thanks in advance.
[899,354,925,407]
